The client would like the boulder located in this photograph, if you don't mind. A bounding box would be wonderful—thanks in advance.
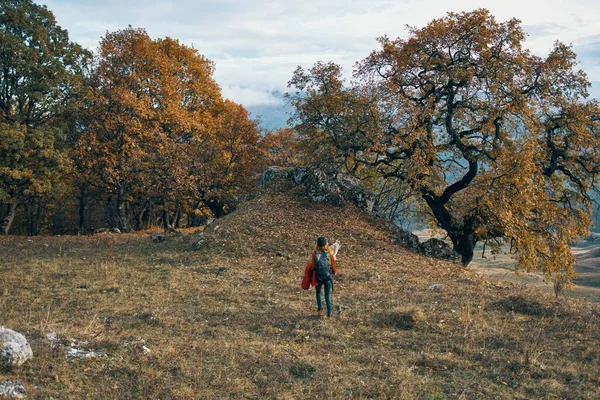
[0,327,33,368]
[258,166,291,185]
[151,233,165,242]
[292,167,309,185]
[335,174,377,213]
[304,169,346,206]
[392,229,420,251]
[299,168,380,212]
[0,381,26,399]
[420,238,460,262]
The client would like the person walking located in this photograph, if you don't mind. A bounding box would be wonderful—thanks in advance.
[301,236,337,317]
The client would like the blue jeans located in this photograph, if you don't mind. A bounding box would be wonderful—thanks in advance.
[316,280,333,316]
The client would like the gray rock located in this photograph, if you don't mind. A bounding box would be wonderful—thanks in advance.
[45,332,60,349]
[0,327,33,368]
[0,381,27,399]
[122,338,151,355]
[151,233,165,242]
[420,238,460,262]
[335,174,377,213]
[304,169,342,204]
[333,173,361,191]
[258,166,291,185]
[428,284,444,292]
[393,229,421,251]
[292,167,309,185]
[66,347,107,360]
[301,168,380,212]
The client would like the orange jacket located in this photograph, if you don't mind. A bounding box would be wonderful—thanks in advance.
[301,246,337,290]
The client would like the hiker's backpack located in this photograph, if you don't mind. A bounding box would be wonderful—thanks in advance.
[314,251,332,283]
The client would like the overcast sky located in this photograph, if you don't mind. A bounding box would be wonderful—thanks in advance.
[44,0,600,114]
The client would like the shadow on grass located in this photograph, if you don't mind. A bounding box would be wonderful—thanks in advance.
[374,309,425,330]
[491,295,551,317]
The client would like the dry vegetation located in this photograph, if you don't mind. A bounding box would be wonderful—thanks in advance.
[1,182,600,399]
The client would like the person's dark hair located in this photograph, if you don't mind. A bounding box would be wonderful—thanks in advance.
[317,236,327,247]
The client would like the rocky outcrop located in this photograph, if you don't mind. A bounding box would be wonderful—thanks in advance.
[291,167,309,185]
[304,169,346,206]
[259,166,378,214]
[258,166,291,186]
[334,174,377,213]
[0,381,26,399]
[390,227,420,251]
[301,168,379,214]
[0,327,33,368]
[420,238,460,262]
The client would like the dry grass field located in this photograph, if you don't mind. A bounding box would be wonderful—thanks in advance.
[1,183,600,399]
[414,230,600,303]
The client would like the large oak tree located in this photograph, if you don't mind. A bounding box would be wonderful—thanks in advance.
[288,9,600,284]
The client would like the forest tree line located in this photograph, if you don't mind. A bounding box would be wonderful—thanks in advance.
[0,0,295,236]
[2,1,600,284]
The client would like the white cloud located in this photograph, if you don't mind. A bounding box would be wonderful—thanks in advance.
[221,85,282,107]
[44,0,600,108]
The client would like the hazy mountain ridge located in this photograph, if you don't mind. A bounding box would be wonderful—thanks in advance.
[246,91,291,131]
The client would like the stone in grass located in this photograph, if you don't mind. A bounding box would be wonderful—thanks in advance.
[66,348,107,360]
[45,332,62,350]
[0,381,27,399]
[151,233,165,242]
[0,327,33,368]
[428,284,444,292]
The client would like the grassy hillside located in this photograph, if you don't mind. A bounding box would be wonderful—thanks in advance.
[1,183,600,399]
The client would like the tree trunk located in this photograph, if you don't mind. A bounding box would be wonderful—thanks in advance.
[116,185,128,232]
[142,208,151,229]
[25,198,45,236]
[134,207,145,231]
[422,192,477,266]
[162,208,169,233]
[173,205,182,229]
[0,202,18,235]
[25,200,33,236]
[78,186,86,234]
[453,232,476,266]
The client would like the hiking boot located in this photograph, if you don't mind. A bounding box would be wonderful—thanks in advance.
[317,309,324,316]
[327,314,333,319]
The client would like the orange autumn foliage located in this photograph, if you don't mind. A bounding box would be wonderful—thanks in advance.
[73,27,263,230]
[288,9,600,285]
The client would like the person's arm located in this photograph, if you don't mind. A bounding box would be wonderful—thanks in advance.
[301,253,316,290]
[329,249,337,274]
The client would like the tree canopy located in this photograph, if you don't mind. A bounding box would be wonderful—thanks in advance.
[288,9,600,284]
[73,27,264,231]
[1,1,268,234]
[0,0,90,234]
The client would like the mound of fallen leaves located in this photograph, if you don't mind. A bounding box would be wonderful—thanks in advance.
[0,181,599,399]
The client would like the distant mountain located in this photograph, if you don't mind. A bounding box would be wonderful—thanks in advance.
[244,90,292,132]
[247,103,291,132]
